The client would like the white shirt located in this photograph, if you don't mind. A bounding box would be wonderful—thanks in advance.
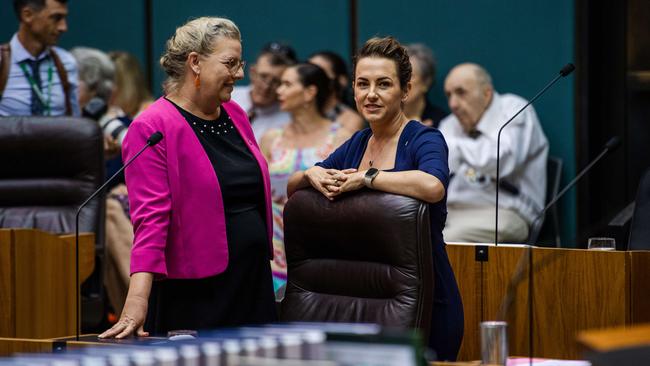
[0,33,80,117]
[439,92,548,224]
[231,85,290,142]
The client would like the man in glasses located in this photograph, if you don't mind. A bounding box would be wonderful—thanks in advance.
[231,42,297,141]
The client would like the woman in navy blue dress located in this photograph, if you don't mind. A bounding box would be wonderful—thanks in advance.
[287,36,464,361]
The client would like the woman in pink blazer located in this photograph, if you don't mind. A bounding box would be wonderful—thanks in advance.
[100,17,276,338]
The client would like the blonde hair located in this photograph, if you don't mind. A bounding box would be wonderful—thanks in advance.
[160,17,241,94]
[110,51,152,118]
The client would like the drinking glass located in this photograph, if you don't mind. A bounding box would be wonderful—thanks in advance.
[587,237,616,251]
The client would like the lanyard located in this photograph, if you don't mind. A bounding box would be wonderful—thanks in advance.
[19,58,54,116]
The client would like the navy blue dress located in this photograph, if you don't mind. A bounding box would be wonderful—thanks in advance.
[316,120,464,361]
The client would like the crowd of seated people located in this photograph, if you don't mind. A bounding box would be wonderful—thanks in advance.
[2,0,556,361]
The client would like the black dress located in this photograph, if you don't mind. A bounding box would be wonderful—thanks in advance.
[144,100,277,334]
[421,99,448,129]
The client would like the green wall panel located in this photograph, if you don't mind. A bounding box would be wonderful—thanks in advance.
[150,0,350,95]
[0,0,147,68]
[358,0,577,244]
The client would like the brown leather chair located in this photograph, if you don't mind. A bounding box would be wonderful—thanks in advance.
[280,188,434,337]
[0,116,106,328]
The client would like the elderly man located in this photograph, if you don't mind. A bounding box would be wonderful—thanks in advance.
[0,0,79,116]
[231,42,297,141]
[439,63,548,243]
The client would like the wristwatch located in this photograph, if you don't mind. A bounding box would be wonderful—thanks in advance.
[364,168,380,188]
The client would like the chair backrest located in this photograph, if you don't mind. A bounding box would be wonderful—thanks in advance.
[528,155,563,246]
[0,116,105,249]
[280,188,434,336]
[628,167,650,250]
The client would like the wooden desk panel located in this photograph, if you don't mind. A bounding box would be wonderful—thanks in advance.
[0,230,14,337]
[630,252,650,324]
[0,229,95,339]
[447,244,650,361]
[0,338,54,356]
[446,245,482,360]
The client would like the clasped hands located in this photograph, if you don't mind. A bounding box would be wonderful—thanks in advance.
[304,166,366,200]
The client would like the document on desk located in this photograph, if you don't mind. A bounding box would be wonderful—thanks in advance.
[326,342,417,366]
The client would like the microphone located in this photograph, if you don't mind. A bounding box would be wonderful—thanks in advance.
[526,136,621,245]
[497,136,620,364]
[74,131,163,340]
[494,63,575,246]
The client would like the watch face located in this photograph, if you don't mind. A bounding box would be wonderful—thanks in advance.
[366,168,379,177]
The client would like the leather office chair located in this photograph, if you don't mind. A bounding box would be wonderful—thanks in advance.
[280,188,434,338]
[528,155,562,246]
[628,167,650,250]
[0,116,106,328]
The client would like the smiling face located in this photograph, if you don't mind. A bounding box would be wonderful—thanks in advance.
[193,37,244,104]
[353,56,410,124]
[21,0,68,47]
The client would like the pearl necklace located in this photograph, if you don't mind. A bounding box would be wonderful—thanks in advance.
[191,115,235,135]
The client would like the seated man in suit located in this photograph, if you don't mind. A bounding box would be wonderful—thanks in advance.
[439,63,548,243]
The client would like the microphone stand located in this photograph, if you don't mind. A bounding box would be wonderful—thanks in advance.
[74,132,162,340]
[495,64,575,246]
[492,63,574,366]
[497,136,620,365]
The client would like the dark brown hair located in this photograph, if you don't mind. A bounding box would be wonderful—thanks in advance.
[293,63,332,117]
[352,36,412,89]
[13,0,67,20]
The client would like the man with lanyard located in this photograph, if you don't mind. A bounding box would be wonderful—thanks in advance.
[0,0,79,117]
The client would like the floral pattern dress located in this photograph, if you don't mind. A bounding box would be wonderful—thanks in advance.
[267,124,340,299]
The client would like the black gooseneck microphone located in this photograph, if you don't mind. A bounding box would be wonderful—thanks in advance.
[497,136,620,364]
[494,63,575,246]
[74,131,163,340]
[526,136,621,245]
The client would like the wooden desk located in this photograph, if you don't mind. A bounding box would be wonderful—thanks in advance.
[0,229,95,340]
[0,335,118,357]
[447,244,650,361]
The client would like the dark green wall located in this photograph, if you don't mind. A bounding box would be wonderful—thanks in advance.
[0,0,577,244]
[356,0,576,244]
[1,0,147,69]
[150,0,350,94]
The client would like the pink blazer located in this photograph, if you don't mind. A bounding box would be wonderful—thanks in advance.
[123,97,273,279]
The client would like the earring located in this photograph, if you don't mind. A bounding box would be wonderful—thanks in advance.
[194,73,201,89]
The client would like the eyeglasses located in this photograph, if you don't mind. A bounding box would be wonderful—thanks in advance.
[221,59,246,75]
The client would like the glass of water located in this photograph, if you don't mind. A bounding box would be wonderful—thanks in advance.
[587,237,616,251]
[481,321,508,366]
[167,329,198,339]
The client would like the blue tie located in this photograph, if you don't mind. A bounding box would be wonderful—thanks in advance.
[23,58,45,115]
